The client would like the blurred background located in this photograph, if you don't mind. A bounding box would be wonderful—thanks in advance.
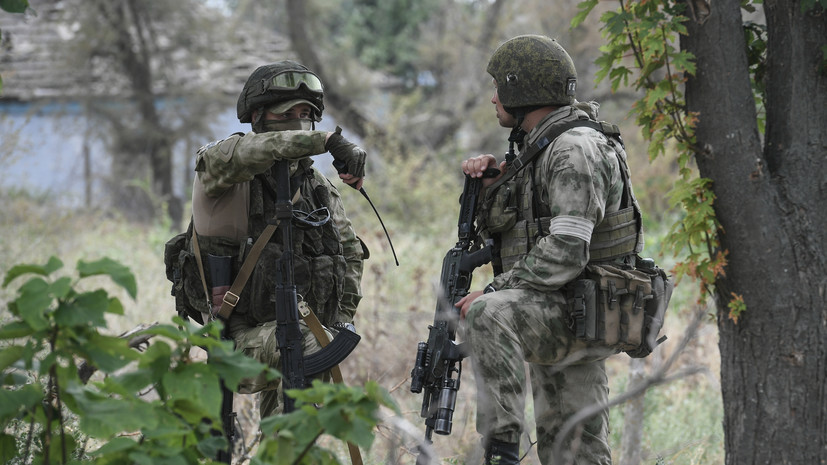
[0,1,721,463]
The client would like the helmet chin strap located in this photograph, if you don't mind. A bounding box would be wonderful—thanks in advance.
[505,108,528,165]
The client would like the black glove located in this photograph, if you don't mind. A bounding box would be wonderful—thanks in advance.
[326,126,366,179]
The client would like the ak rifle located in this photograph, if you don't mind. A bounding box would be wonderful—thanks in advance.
[410,168,498,464]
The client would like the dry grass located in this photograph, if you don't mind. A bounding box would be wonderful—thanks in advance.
[1,171,724,464]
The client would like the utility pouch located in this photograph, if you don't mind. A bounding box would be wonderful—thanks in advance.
[626,259,673,358]
[483,180,518,234]
[567,279,598,340]
[568,261,669,357]
[588,263,652,350]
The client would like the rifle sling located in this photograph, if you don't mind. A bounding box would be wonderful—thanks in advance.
[301,304,364,465]
[486,119,614,194]
[193,189,301,321]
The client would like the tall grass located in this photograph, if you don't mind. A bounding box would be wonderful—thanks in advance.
[0,145,723,464]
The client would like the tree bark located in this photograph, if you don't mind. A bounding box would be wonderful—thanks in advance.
[682,0,827,463]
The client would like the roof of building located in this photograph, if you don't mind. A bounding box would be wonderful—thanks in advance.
[0,0,292,103]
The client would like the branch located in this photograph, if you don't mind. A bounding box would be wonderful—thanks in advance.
[551,305,710,464]
[78,322,159,384]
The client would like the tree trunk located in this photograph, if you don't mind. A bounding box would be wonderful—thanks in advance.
[682,0,827,463]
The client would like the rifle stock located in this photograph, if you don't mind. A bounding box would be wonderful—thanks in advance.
[410,169,498,463]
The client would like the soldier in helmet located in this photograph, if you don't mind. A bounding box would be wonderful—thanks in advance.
[457,35,644,464]
[190,60,368,418]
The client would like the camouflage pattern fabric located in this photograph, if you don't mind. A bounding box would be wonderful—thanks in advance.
[488,102,625,292]
[196,130,328,197]
[194,129,364,419]
[233,320,333,418]
[468,102,625,464]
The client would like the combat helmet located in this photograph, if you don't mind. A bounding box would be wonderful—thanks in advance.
[487,35,577,113]
[236,60,325,124]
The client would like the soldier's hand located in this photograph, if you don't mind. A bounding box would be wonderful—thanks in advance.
[462,154,506,187]
[456,290,484,319]
[326,126,366,179]
[338,173,363,190]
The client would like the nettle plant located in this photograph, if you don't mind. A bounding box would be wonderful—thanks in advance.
[1,257,393,465]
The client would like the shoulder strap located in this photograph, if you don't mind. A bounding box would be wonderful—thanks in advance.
[487,119,621,193]
[195,188,302,321]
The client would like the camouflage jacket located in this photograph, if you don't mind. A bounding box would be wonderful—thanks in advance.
[486,102,627,293]
[193,130,364,327]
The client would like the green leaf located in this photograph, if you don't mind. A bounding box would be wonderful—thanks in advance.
[0,433,17,463]
[2,256,63,288]
[572,0,599,28]
[195,435,228,459]
[90,436,138,456]
[77,332,139,373]
[14,277,53,331]
[0,344,24,372]
[0,320,35,340]
[162,364,222,421]
[0,0,29,13]
[0,383,42,424]
[55,289,109,327]
[206,342,270,391]
[64,381,155,437]
[77,257,137,299]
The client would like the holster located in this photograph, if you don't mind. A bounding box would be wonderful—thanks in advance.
[207,254,234,317]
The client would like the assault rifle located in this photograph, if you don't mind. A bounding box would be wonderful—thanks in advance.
[271,158,361,413]
[410,168,499,464]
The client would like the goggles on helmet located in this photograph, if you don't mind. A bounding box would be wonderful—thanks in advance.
[266,71,324,93]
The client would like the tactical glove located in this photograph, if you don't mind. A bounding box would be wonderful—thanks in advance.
[326,126,366,179]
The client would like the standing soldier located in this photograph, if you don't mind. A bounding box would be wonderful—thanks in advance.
[457,35,649,464]
[173,60,368,419]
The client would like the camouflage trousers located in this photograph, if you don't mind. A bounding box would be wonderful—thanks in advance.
[464,288,614,465]
[231,320,332,419]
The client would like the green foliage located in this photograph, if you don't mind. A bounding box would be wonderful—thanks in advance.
[0,0,28,14]
[1,256,395,464]
[573,0,768,304]
[337,0,438,84]
[253,380,397,465]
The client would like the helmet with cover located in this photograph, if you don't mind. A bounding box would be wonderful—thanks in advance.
[236,60,325,124]
[486,35,577,113]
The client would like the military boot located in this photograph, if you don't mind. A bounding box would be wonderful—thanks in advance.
[484,438,520,465]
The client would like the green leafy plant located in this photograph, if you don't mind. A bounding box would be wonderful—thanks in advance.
[573,0,751,311]
[1,256,395,464]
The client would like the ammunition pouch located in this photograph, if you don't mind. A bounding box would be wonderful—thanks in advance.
[482,179,518,234]
[566,259,672,358]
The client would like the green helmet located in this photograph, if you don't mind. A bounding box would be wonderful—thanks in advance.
[236,60,325,123]
[486,35,577,112]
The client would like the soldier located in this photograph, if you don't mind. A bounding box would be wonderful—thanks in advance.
[457,35,646,464]
[186,60,368,418]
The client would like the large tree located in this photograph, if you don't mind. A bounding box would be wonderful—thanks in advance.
[580,0,827,461]
[68,0,227,224]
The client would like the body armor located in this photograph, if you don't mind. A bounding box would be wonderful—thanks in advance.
[166,159,346,327]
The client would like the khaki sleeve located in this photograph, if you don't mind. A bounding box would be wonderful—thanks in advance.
[196,130,328,197]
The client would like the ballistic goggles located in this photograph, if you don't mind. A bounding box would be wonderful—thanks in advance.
[264,70,323,93]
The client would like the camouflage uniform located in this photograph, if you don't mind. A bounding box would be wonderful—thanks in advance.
[466,101,621,464]
[194,129,364,418]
